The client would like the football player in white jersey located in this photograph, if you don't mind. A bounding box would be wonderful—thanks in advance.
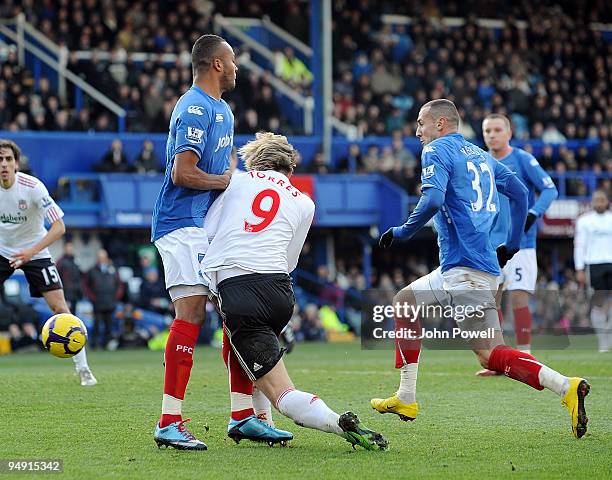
[574,189,612,352]
[201,132,388,450]
[0,139,97,386]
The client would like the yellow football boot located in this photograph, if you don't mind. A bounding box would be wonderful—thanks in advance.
[370,395,419,422]
[561,378,590,438]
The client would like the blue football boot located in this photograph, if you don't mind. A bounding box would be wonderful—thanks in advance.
[227,415,293,446]
[154,418,208,450]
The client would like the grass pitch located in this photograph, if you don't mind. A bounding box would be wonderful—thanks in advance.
[1,340,611,479]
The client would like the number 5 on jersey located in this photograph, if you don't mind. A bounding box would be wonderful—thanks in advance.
[244,189,281,232]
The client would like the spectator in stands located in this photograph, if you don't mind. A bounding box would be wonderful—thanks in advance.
[56,241,83,313]
[283,1,308,43]
[543,124,567,144]
[69,108,93,132]
[1,0,609,174]
[113,303,158,349]
[307,152,330,174]
[362,145,381,173]
[336,144,364,173]
[391,134,417,168]
[134,139,162,173]
[240,109,260,134]
[297,241,316,275]
[316,265,344,310]
[138,267,170,315]
[0,292,40,353]
[96,139,133,173]
[298,303,326,342]
[84,248,124,349]
[253,85,281,121]
[274,47,313,88]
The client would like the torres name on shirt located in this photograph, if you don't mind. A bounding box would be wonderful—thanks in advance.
[151,85,234,242]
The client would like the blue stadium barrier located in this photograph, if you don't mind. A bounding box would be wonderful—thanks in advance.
[56,172,409,230]
[1,132,601,189]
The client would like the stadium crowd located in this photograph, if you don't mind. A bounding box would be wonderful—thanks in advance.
[331,2,611,160]
[1,0,609,352]
[0,0,609,169]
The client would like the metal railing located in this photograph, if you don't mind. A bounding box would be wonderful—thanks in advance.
[0,14,126,132]
[215,13,360,139]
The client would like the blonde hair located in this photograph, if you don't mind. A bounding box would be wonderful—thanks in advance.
[238,131,297,174]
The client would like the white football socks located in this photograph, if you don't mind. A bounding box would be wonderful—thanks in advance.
[591,307,609,352]
[397,363,418,404]
[538,365,570,397]
[253,386,274,426]
[276,389,343,435]
[161,394,182,416]
[72,348,89,371]
[230,392,253,413]
[517,345,531,354]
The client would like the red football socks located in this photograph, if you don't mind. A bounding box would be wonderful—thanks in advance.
[487,345,544,390]
[160,319,200,427]
[513,307,532,347]
[395,315,421,368]
[223,328,255,421]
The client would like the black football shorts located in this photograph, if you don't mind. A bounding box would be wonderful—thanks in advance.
[0,255,63,297]
[218,273,295,381]
[587,263,612,291]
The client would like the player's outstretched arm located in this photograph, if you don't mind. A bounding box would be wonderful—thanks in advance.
[10,219,66,268]
[380,187,444,248]
[522,155,558,231]
[171,151,231,190]
[573,215,587,284]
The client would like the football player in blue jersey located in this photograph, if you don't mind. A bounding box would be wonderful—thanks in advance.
[370,99,590,439]
[150,33,289,450]
[476,114,558,376]
[151,33,234,451]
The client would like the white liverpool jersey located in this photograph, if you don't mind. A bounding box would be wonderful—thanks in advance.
[202,170,315,292]
[0,172,64,261]
[574,209,612,269]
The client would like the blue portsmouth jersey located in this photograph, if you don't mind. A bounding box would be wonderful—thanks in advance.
[489,148,556,249]
[421,133,517,276]
[151,85,234,241]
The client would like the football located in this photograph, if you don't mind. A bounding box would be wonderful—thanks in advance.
[41,314,88,358]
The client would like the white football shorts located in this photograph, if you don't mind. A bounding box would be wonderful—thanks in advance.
[409,266,499,331]
[154,226,210,301]
[499,248,537,293]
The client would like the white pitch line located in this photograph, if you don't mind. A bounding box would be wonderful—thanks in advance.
[291,369,612,380]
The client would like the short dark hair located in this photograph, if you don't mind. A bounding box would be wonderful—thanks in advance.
[191,34,227,73]
[0,139,21,162]
[484,113,511,130]
[422,99,460,127]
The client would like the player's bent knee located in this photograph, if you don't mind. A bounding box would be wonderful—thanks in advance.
[51,304,69,315]
[172,294,207,325]
[510,290,530,309]
[393,286,416,307]
[43,290,70,315]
